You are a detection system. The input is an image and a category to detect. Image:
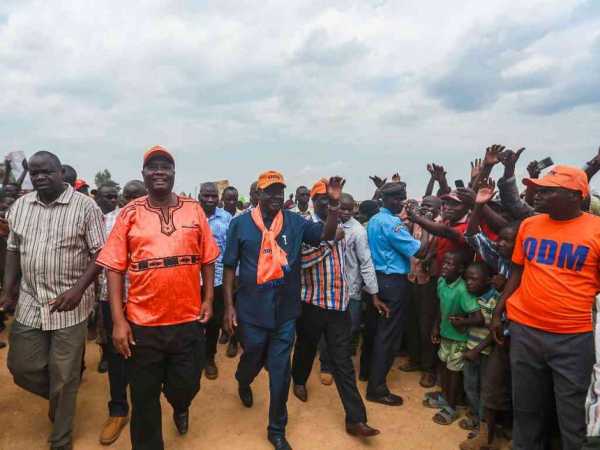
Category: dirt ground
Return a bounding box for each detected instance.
[0,335,510,450]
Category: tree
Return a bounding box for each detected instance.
[95,169,113,188]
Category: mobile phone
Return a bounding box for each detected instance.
[454,179,465,189]
[536,157,554,172]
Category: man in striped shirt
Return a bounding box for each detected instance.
[0,151,105,450]
[291,180,380,439]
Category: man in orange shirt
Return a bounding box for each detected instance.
[96,146,219,450]
[492,166,600,450]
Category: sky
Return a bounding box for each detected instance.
[1,0,599,199]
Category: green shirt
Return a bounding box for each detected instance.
[466,288,499,355]
[437,277,480,342]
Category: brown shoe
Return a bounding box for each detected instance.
[320,372,333,386]
[205,359,218,380]
[293,384,308,402]
[346,422,380,437]
[99,416,129,445]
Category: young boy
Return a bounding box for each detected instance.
[427,251,482,425]
[461,263,499,432]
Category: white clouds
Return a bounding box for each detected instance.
[0,0,599,198]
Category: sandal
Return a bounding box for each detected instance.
[459,416,480,431]
[422,395,449,409]
[433,406,458,425]
[420,372,436,388]
[423,391,443,400]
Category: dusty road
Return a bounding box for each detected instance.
[0,334,509,450]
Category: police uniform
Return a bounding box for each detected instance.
[365,189,421,400]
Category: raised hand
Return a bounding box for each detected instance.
[369,175,386,189]
[527,161,541,179]
[586,146,600,171]
[470,158,483,181]
[499,147,525,168]
[391,172,401,182]
[427,164,435,176]
[327,176,346,203]
[456,187,476,208]
[483,145,506,167]
[432,164,447,180]
[476,178,496,204]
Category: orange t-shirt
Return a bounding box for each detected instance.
[507,213,600,334]
[96,195,220,327]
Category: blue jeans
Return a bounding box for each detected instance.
[236,319,296,437]
[463,354,488,421]
[319,297,362,373]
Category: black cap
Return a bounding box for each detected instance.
[380,181,407,198]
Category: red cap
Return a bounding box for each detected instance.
[440,191,463,203]
[74,179,89,190]
[143,145,174,167]
[523,165,589,198]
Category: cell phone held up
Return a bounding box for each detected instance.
[536,157,554,173]
[454,179,465,189]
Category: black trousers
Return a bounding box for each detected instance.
[292,303,367,424]
[128,322,206,450]
[205,285,225,361]
[510,322,593,450]
[406,279,438,373]
[100,301,129,417]
[366,273,410,397]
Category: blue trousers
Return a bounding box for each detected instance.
[236,319,295,437]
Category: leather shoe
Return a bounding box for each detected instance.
[293,384,307,402]
[366,393,404,406]
[173,410,189,435]
[99,416,129,445]
[226,340,238,358]
[346,422,380,437]
[239,384,253,408]
[268,434,292,450]
[205,359,218,380]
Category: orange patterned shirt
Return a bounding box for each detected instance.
[96,195,219,327]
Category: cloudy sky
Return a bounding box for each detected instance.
[1,0,599,198]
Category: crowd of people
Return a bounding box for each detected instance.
[0,143,600,450]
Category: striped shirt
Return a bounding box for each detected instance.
[6,185,105,330]
[466,288,499,356]
[206,207,232,287]
[586,295,600,436]
[301,217,348,311]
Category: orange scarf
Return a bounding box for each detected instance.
[251,206,289,286]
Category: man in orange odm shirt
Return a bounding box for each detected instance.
[492,165,600,450]
[96,146,219,450]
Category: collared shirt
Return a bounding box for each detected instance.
[367,207,421,275]
[586,295,600,436]
[96,195,220,327]
[7,185,105,331]
[466,288,499,355]
[99,207,120,302]
[464,231,511,279]
[437,277,480,342]
[301,216,349,311]
[223,210,323,329]
[290,204,314,221]
[206,207,232,286]
[342,217,378,299]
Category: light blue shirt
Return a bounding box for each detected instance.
[367,208,421,275]
[207,207,232,286]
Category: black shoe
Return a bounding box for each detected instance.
[0,341,6,349]
[358,372,369,382]
[366,393,404,406]
[226,340,239,358]
[50,444,73,450]
[205,359,218,380]
[238,384,253,408]
[292,384,307,402]
[98,358,109,373]
[218,331,229,345]
[268,434,292,450]
[173,410,189,435]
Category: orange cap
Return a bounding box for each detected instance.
[143,145,174,167]
[257,171,286,189]
[523,165,589,198]
[310,179,328,198]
